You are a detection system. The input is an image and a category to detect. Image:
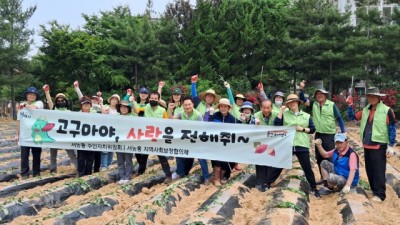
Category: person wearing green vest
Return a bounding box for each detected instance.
[274,94,321,199]
[16,87,44,179]
[298,80,345,182]
[223,81,246,120]
[168,96,211,185]
[131,91,173,184]
[43,84,77,174]
[253,100,283,192]
[191,75,221,121]
[355,87,397,202]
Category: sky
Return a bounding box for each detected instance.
[22,0,195,56]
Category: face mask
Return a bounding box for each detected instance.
[149,100,158,107]
[275,100,283,107]
[57,102,67,108]
[245,114,251,119]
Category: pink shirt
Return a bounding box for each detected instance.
[326,146,358,170]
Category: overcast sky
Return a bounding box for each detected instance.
[22,0,194,56]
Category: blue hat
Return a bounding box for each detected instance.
[239,101,254,113]
[22,87,40,99]
[139,87,149,94]
[334,133,347,142]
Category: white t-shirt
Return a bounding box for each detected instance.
[17,100,44,120]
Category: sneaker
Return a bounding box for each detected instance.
[204,179,211,186]
[123,179,130,184]
[213,179,221,187]
[101,167,107,172]
[164,176,172,184]
[319,187,333,196]
[311,188,321,199]
[172,172,181,180]
[220,177,228,184]
[371,196,383,203]
[117,179,125,185]
[255,185,266,192]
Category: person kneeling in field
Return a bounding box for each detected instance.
[314,133,359,196]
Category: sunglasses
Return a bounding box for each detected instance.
[56,99,66,103]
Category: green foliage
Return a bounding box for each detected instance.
[275,201,303,214]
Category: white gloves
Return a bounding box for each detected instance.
[386,146,395,157]
[342,185,351,194]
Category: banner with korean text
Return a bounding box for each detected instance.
[19,109,296,168]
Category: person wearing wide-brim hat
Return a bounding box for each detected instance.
[16,86,45,179]
[99,94,121,171]
[223,80,246,120]
[208,98,240,186]
[43,84,77,173]
[114,100,134,185]
[298,80,345,182]
[354,87,397,202]
[191,74,221,121]
[274,93,321,199]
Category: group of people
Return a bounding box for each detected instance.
[16,76,396,202]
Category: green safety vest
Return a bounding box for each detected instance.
[196,101,215,116]
[231,104,241,120]
[254,111,277,125]
[360,102,389,144]
[312,99,336,134]
[272,104,280,113]
[173,105,184,116]
[283,110,311,148]
[144,105,166,118]
[181,109,203,121]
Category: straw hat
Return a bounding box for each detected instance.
[215,98,232,109]
[117,100,132,113]
[199,89,221,103]
[234,93,246,101]
[55,93,67,100]
[285,94,303,105]
[107,94,121,103]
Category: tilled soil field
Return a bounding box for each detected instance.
[0,118,399,225]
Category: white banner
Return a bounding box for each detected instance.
[18,109,296,168]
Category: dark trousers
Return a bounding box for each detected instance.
[295,150,317,189]
[364,145,387,201]
[135,154,171,177]
[20,146,42,177]
[93,152,101,173]
[77,150,95,177]
[314,133,335,177]
[256,165,283,186]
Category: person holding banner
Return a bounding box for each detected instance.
[208,98,240,186]
[43,84,77,173]
[76,96,98,177]
[238,101,256,124]
[298,80,345,183]
[16,87,44,179]
[99,94,120,171]
[253,100,282,192]
[168,96,211,185]
[274,94,321,199]
[132,91,173,184]
[115,100,134,184]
